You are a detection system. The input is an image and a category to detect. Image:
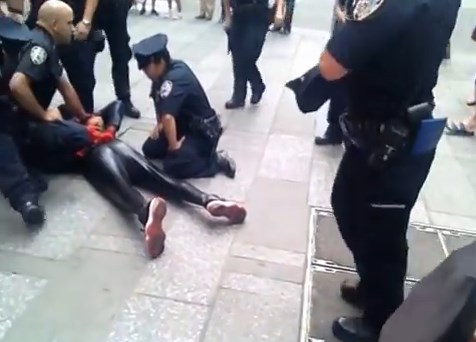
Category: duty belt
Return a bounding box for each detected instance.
[189,114,223,143]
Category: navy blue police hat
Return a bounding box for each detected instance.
[285,66,346,114]
[132,33,168,70]
[0,16,32,43]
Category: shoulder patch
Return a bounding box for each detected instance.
[160,80,173,98]
[30,46,47,65]
[346,0,385,21]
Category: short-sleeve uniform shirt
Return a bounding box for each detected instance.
[15,27,63,111]
[150,59,215,133]
[325,0,461,119]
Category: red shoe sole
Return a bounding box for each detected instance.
[207,201,247,224]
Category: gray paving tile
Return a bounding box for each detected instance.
[234,177,310,253]
[221,272,302,297]
[272,90,316,137]
[410,200,431,224]
[107,295,208,342]
[204,286,301,342]
[258,134,313,182]
[134,211,235,304]
[443,234,476,253]
[230,243,305,268]
[429,212,476,233]
[422,155,476,217]
[224,256,304,284]
[117,128,150,154]
[84,235,145,256]
[308,146,343,208]
[0,273,47,340]
[0,177,104,260]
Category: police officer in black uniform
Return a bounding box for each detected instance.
[132,33,236,180]
[27,0,141,119]
[0,17,46,227]
[317,0,461,340]
[222,0,282,109]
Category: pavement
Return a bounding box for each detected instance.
[0,0,476,341]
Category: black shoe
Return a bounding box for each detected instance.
[225,99,245,110]
[332,317,378,342]
[139,8,146,15]
[314,125,343,146]
[123,100,141,119]
[340,280,365,309]
[195,14,206,19]
[217,150,236,178]
[151,9,159,15]
[250,84,265,105]
[19,201,45,228]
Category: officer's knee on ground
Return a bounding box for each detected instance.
[142,137,167,159]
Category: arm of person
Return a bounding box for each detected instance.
[56,76,90,122]
[82,0,99,22]
[9,45,50,120]
[319,0,408,81]
[275,0,284,20]
[154,79,187,150]
[222,0,231,20]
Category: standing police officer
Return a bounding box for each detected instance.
[317,0,461,340]
[222,0,282,109]
[132,33,236,180]
[0,16,46,227]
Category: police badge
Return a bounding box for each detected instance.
[345,0,385,21]
[30,46,47,65]
[160,80,173,98]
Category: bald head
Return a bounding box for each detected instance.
[37,0,74,44]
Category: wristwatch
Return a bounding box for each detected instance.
[82,19,91,26]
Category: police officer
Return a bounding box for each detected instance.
[222,0,282,109]
[132,33,236,180]
[9,1,104,162]
[317,0,461,340]
[0,16,46,227]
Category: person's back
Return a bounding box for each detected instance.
[346,0,461,120]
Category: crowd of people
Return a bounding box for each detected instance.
[0,0,475,341]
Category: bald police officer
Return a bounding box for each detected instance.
[317,0,461,340]
[133,33,236,180]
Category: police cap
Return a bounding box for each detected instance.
[0,16,32,43]
[132,33,168,70]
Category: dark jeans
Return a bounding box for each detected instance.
[228,15,268,101]
[284,0,295,31]
[331,145,435,331]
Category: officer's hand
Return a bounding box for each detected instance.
[44,108,63,122]
[150,123,163,140]
[86,116,104,128]
[74,21,91,41]
[168,136,185,152]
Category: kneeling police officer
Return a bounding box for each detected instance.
[313,0,461,340]
[0,17,46,227]
[133,33,236,180]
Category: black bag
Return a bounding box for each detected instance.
[379,241,476,342]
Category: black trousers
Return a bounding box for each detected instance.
[83,141,211,216]
[142,133,220,179]
[0,133,38,210]
[228,14,268,101]
[331,145,435,331]
[95,0,134,101]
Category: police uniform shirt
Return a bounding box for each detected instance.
[15,27,63,110]
[151,60,214,131]
[325,0,460,119]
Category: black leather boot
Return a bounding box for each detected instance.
[122,99,141,119]
[340,280,365,309]
[314,124,343,146]
[216,150,236,178]
[225,98,245,110]
[18,201,45,228]
[250,84,266,105]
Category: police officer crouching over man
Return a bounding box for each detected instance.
[0,16,47,227]
[289,0,461,340]
[222,0,283,109]
[132,33,236,180]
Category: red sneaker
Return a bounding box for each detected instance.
[144,197,167,259]
[206,199,247,224]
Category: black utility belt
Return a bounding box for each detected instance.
[189,115,223,141]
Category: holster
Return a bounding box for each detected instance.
[189,113,223,148]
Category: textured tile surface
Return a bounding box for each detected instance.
[0,273,47,340]
[107,295,208,342]
[259,134,313,182]
[231,243,305,267]
[134,211,235,304]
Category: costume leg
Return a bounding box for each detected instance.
[97,100,124,129]
[108,140,247,223]
[83,144,166,258]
